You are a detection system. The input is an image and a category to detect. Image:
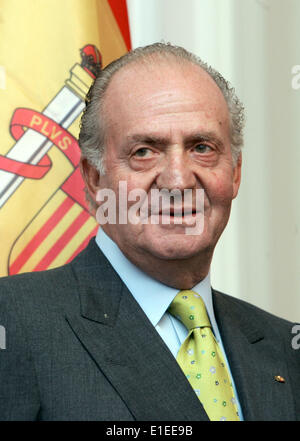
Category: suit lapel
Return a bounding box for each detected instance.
[67,241,208,421]
[213,290,296,421]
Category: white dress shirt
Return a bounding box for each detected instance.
[95,227,243,419]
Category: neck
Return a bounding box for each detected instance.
[119,244,212,289]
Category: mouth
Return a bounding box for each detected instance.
[159,207,198,217]
[155,207,203,227]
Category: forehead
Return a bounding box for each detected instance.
[102,57,230,138]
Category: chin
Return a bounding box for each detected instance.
[143,234,210,261]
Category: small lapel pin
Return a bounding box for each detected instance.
[274,375,285,383]
[104,313,109,319]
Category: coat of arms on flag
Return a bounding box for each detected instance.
[0,45,101,277]
[0,0,131,277]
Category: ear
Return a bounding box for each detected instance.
[232,153,242,199]
[80,157,100,205]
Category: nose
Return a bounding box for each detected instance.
[156,147,197,191]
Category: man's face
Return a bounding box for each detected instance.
[92,59,241,262]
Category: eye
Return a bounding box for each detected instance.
[194,144,212,154]
[133,148,152,158]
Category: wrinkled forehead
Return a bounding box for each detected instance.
[102,56,230,132]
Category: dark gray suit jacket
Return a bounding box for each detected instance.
[0,239,299,421]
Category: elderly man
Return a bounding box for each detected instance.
[0,43,299,421]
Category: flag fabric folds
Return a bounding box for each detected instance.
[0,0,131,277]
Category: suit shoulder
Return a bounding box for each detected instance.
[0,263,74,297]
[213,288,297,329]
[0,239,110,316]
[0,263,80,321]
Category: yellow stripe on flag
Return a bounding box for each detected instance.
[49,216,98,269]
[19,199,83,273]
[8,190,68,270]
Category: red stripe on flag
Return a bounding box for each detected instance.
[66,225,98,264]
[33,209,91,271]
[9,197,74,275]
[108,0,131,50]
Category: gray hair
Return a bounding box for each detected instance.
[79,42,245,176]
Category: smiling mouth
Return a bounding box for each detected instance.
[138,208,201,226]
[159,208,199,217]
[155,209,202,227]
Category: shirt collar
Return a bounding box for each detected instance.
[95,228,213,328]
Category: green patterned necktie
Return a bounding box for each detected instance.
[168,290,240,421]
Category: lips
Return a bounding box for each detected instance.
[154,209,203,228]
[159,207,199,216]
[140,205,202,218]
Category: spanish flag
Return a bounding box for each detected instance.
[0,0,131,277]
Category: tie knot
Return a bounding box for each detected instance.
[168,290,211,331]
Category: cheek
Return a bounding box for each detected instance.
[102,174,152,217]
[119,171,157,197]
[205,170,235,204]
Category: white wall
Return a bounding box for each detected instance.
[127,0,300,322]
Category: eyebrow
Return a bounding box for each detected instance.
[127,134,169,146]
[127,131,225,150]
